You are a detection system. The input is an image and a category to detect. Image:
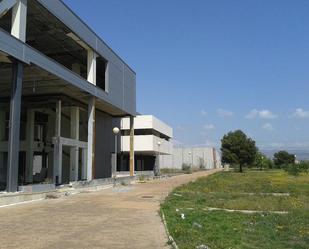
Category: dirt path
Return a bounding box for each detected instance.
[0,169,220,249]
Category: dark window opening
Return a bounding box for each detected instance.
[121,129,170,141]
[96,56,108,91]
[0,9,12,33]
[117,154,156,171]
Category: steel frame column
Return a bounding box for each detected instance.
[87,97,95,181]
[81,148,87,180]
[6,62,23,192]
[25,108,34,183]
[46,112,55,180]
[53,100,62,184]
[86,49,96,181]
[87,50,96,85]
[70,106,79,181]
[11,0,27,42]
[0,110,5,184]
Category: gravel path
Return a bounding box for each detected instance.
[0,169,220,249]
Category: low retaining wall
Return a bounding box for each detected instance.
[18,183,55,193]
[0,174,151,207]
[0,192,47,207]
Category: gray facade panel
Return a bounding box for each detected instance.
[108,63,124,108]
[94,111,113,179]
[123,65,136,113]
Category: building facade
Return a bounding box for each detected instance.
[119,115,173,172]
[0,0,136,192]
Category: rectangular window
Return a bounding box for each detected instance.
[121,129,170,141]
[96,56,108,92]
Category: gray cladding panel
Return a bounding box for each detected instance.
[94,111,113,179]
[123,65,136,113]
[107,63,123,108]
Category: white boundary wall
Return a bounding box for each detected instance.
[160,147,222,170]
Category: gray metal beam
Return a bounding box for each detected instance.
[0,29,135,116]
[6,61,23,192]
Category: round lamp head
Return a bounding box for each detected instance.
[157,141,161,146]
[113,127,120,135]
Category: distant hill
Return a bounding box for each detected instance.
[262,149,309,161]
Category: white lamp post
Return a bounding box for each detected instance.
[113,127,120,178]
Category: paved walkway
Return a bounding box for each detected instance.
[0,169,220,249]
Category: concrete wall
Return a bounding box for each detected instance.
[121,135,173,155]
[121,115,173,138]
[160,147,222,170]
[121,115,173,155]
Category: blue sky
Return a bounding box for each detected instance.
[64,0,309,150]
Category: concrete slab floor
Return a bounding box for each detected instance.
[0,169,220,249]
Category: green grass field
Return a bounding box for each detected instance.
[161,170,309,249]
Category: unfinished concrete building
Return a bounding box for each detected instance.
[0,0,136,192]
[119,115,173,174]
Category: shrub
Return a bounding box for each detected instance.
[283,164,301,176]
[282,161,309,176]
[254,152,273,170]
[273,151,295,168]
[160,168,184,174]
[182,163,192,174]
[198,158,206,169]
[298,161,309,173]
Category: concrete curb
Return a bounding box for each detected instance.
[161,211,179,249]
[0,176,139,207]
[204,207,289,214]
[0,192,48,207]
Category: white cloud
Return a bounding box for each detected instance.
[259,110,277,119]
[246,109,259,119]
[293,108,309,118]
[261,141,309,149]
[246,109,277,119]
[217,108,234,118]
[269,142,285,148]
[261,123,274,131]
[203,124,216,130]
[200,110,207,116]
